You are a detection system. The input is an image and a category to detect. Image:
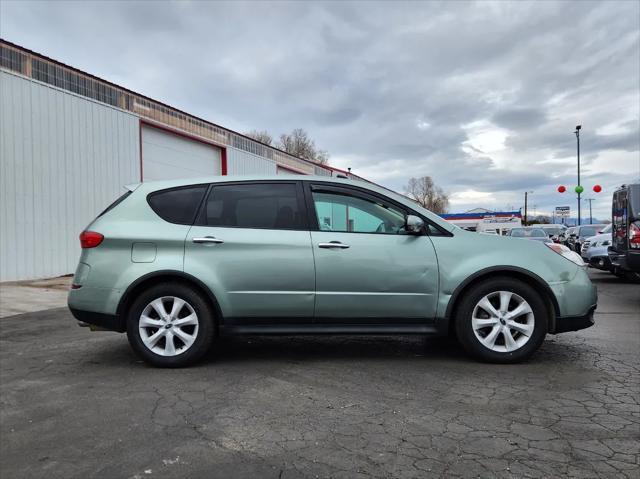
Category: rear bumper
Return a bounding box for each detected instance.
[608,249,640,273]
[69,307,125,333]
[553,305,596,334]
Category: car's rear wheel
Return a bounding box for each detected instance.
[455,277,548,363]
[126,283,215,367]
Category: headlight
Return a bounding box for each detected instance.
[545,243,586,267]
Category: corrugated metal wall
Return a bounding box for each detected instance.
[226,147,277,175]
[0,71,140,281]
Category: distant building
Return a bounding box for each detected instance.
[439,209,522,234]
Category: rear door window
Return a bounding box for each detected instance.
[148,185,208,224]
[199,182,306,230]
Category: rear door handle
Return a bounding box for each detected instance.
[318,241,350,249]
[192,236,224,244]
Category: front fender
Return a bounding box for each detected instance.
[430,231,580,319]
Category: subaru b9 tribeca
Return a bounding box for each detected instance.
[68,176,597,367]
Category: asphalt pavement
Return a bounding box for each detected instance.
[0,270,638,478]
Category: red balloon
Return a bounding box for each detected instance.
[558,185,566,193]
[593,184,602,193]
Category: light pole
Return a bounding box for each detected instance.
[524,191,533,225]
[586,198,594,224]
[574,125,582,225]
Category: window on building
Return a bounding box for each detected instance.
[201,183,304,230]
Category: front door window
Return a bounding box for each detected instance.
[312,191,406,234]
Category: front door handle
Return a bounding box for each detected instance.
[192,236,224,244]
[318,241,350,249]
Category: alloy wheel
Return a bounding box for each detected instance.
[138,296,199,356]
[471,291,535,353]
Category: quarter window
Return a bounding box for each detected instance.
[312,190,406,234]
[201,183,305,230]
[147,185,207,224]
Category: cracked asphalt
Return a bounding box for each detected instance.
[1,269,638,478]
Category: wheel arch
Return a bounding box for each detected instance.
[444,266,560,335]
[116,270,223,333]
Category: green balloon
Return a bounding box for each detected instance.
[575,185,584,194]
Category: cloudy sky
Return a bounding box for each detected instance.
[2,0,639,219]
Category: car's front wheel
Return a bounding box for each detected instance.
[126,283,215,367]
[455,277,548,363]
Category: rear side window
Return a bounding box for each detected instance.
[148,185,207,224]
[200,183,305,230]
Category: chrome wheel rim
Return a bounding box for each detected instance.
[472,291,534,353]
[139,296,199,356]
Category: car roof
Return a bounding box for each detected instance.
[135,174,352,191]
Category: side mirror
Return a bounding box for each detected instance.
[405,215,425,234]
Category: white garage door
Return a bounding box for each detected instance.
[142,124,222,181]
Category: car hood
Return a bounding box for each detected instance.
[586,233,611,243]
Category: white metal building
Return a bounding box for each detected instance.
[0,40,362,281]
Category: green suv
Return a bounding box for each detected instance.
[68,176,597,367]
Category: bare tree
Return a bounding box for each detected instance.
[245,128,329,164]
[405,176,449,214]
[277,128,329,164]
[245,130,273,146]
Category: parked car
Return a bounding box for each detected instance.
[68,176,597,367]
[506,227,552,243]
[609,183,640,281]
[581,224,613,271]
[531,224,567,243]
[571,224,607,253]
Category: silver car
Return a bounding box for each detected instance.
[581,225,613,271]
[507,227,552,243]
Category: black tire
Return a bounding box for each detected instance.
[126,282,215,367]
[455,277,548,364]
[612,267,626,278]
[624,271,640,283]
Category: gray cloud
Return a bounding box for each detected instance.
[493,108,547,130]
[1,0,638,218]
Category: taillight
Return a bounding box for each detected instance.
[630,222,640,249]
[79,231,104,248]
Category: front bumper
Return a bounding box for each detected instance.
[587,255,612,271]
[553,305,596,333]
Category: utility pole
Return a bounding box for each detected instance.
[524,191,533,226]
[586,198,594,224]
[575,125,582,225]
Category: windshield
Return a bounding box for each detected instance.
[510,228,546,238]
[580,226,599,237]
[541,226,563,235]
